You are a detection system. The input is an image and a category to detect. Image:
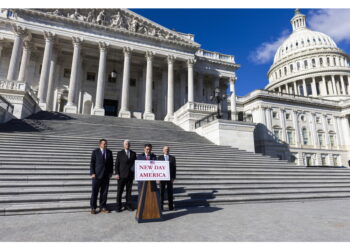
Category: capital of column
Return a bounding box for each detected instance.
[72,36,83,47]
[167,55,176,64]
[187,58,196,67]
[43,31,55,42]
[123,46,132,56]
[145,51,154,61]
[23,40,33,51]
[12,24,27,37]
[98,41,109,51]
[229,76,237,84]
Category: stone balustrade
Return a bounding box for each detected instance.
[196,49,235,63]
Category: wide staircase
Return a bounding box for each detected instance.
[1,111,350,215]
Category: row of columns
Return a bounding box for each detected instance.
[5,27,237,121]
[275,75,350,97]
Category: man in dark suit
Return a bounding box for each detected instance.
[115,139,137,212]
[90,139,113,214]
[136,144,157,196]
[158,146,176,211]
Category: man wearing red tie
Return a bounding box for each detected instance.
[136,144,157,197]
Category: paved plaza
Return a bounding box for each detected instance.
[1,198,350,241]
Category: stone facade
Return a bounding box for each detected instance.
[0,8,238,121]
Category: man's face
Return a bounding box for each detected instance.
[124,141,130,150]
[100,141,107,149]
[144,146,151,155]
[163,146,169,155]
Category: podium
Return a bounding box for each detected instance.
[134,160,170,223]
[135,181,162,223]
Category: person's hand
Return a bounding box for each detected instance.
[115,175,120,180]
[91,174,96,179]
[156,180,160,184]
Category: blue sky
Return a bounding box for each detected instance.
[131,9,350,97]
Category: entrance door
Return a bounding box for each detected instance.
[104,99,118,116]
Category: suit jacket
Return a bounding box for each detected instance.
[158,155,176,180]
[90,148,113,179]
[137,153,157,161]
[115,149,137,179]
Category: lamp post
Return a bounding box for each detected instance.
[210,87,227,119]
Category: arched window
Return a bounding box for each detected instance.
[279,69,282,77]
[327,57,330,66]
[290,64,294,72]
[317,130,325,146]
[319,58,323,66]
[304,60,308,69]
[273,126,281,140]
[312,58,316,68]
[302,128,309,145]
[284,67,287,75]
[333,57,337,66]
[297,62,301,70]
[329,131,336,147]
[286,127,295,145]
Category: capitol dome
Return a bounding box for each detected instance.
[265,9,350,101]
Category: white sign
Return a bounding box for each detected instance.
[135,160,170,181]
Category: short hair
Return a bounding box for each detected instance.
[124,139,130,144]
[144,143,153,148]
[99,139,107,144]
[163,145,169,150]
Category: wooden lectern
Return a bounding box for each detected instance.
[135,180,163,223]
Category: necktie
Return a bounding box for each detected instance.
[146,155,149,160]
[103,150,106,160]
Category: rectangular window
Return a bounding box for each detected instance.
[86,72,96,81]
[108,74,117,83]
[272,112,278,119]
[287,131,294,145]
[318,133,324,146]
[330,135,335,147]
[64,68,71,78]
[274,129,280,140]
[286,113,291,120]
[130,79,136,87]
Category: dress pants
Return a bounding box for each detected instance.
[160,181,174,208]
[116,177,133,209]
[90,176,110,210]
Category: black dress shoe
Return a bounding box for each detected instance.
[91,209,97,214]
[100,208,110,214]
[169,206,174,211]
[126,207,134,211]
[116,208,122,213]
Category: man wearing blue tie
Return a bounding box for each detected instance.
[89,139,114,214]
[158,146,176,210]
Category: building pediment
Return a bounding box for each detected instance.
[7,8,200,49]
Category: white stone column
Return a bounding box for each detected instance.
[341,116,350,147]
[293,81,298,95]
[229,76,237,121]
[322,114,330,149]
[340,75,346,95]
[311,112,319,148]
[64,37,83,114]
[38,31,55,110]
[180,72,186,106]
[187,58,195,103]
[265,107,273,131]
[335,116,344,147]
[7,26,26,81]
[348,76,350,95]
[280,108,287,142]
[164,55,175,121]
[311,77,317,97]
[119,47,132,118]
[143,51,155,120]
[161,68,167,119]
[93,42,108,116]
[17,40,32,82]
[321,76,327,95]
[292,110,301,146]
[46,50,58,111]
[197,73,204,102]
[302,79,307,96]
[331,75,337,95]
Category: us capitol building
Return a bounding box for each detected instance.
[0,8,349,167]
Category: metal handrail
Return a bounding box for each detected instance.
[0,95,14,114]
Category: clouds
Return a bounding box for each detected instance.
[249,30,290,64]
[308,9,350,43]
